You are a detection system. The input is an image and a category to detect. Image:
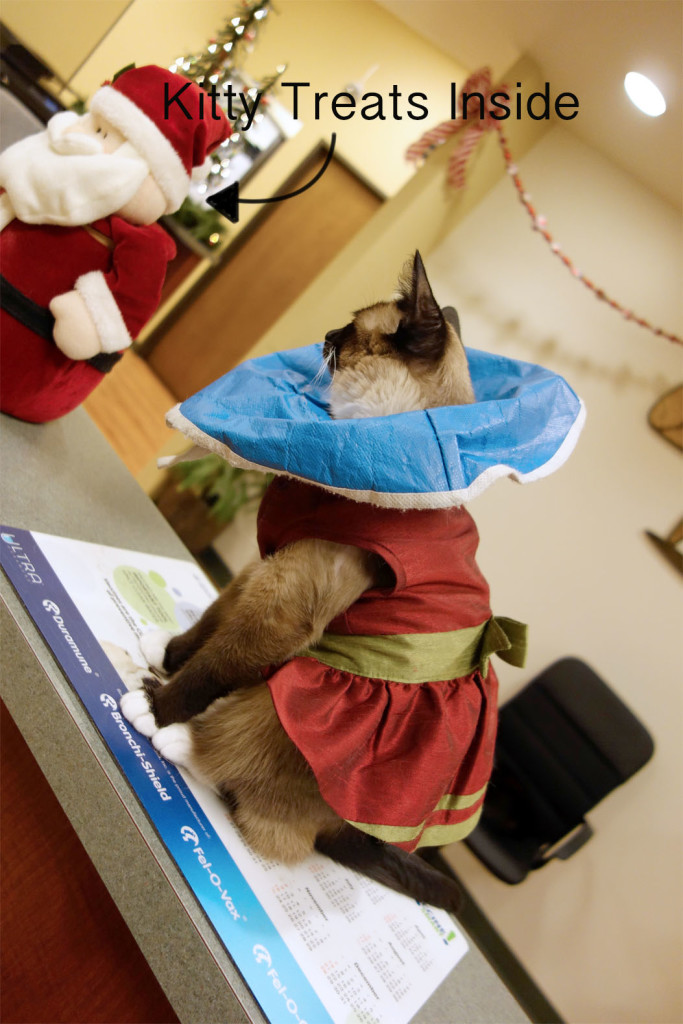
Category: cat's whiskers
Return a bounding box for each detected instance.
[307,347,336,392]
[305,348,331,390]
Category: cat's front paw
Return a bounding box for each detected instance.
[152,723,193,768]
[139,629,175,673]
[120,688,158,738]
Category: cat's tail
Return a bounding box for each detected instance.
[315,824,463,915]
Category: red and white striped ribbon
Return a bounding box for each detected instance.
[406,68,508,188]
[405,68,682,346]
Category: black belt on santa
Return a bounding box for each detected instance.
[0,274,122,373]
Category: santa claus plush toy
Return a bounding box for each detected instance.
[0,64,231,423]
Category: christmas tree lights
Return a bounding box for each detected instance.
[169,1,287,247]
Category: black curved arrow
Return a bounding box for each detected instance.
[206,133,337,224]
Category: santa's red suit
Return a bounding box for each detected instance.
[0,216,175,422]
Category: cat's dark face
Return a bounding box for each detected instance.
[324,251,474,418]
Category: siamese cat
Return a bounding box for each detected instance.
[122,252,477,913]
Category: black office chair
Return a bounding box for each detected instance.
[465,657,655,884]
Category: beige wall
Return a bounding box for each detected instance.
[430,127,682,1024]
[237,54,548,365]
[2,0,130,85]
[218,111,683,1024]
[49,0,472,339]
[139,52,549,512]
[219,120,683,1024]
[9,6,680,1016]
[66,0,469,199]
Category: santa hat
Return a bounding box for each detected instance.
[90,65,231,214]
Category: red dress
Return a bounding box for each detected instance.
[258,477,509,852]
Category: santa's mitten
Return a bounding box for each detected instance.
[49,289,104,360]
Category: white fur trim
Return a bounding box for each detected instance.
[0,192,15,231]
[90,85,189,214]
[75,271,132,353]
[163,400,587,510]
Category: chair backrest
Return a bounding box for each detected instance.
[466,657,654,883]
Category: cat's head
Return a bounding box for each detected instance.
[323,251,474,419]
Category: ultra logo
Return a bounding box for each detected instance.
[1,532,43,584]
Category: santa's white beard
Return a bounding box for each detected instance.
[0,113,150,226]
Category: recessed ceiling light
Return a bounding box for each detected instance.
[624,72,667,117]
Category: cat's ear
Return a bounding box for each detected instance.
[393,251,449,361]
[441,305,461,340]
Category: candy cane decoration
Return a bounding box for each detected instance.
[407,68,682,347]
[406,68,507,189]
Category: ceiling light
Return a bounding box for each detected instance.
[624,72,667,117]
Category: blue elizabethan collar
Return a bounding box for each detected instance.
[165,343,585,510]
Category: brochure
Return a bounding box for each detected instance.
[1,526,468,1024]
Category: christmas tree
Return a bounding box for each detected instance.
[169,0,287,248]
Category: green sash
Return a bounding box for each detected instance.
[302,616,528,684]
